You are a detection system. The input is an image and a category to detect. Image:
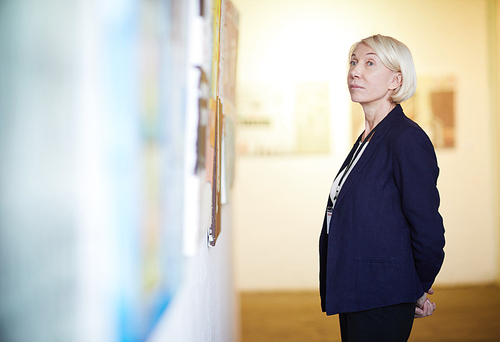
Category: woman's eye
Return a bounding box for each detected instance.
[350,60,357,66]
[367,61,374,66]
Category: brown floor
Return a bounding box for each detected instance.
[240,285,500,342]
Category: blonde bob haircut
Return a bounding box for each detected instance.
[348,34,417,104]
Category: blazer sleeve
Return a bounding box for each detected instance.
[392,127,445,292]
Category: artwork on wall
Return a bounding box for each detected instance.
[351,75,456,148]
[295,81,330,154]
[182,0,238,251]
[236,81,331,155]
[140,0,165,330]
[208,98,223,246]
[408,76,456,148]
[104,0,187,340]
[219,0,238,202]
[207,0,239,247]
[102,4,240,337]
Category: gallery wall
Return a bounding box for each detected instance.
[0,0,240,341]
[232,0,500,290]
[497,0,500,283]
[149,206,238,342]
[492,0,500,283]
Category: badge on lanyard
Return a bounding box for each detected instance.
[326,206,333,234]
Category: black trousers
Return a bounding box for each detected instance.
[338,303,416,342]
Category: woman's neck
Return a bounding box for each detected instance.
[361,101,396,140]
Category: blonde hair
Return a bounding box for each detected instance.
[348,34,417,103]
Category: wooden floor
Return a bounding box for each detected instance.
[240,286,500,342]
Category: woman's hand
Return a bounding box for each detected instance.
[415,288,436,318]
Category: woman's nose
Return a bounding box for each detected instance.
[350,64,361,78]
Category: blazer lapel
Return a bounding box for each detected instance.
[333,105,403,206]
[334,137,379,205]
[334,133,363,180]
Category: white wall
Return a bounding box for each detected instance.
[488,0,500,283]
[0,0,239,341]
[496,0,500,284]
[149,205,239,342]
[233,0,499,291]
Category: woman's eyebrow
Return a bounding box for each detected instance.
[351,52,378,58]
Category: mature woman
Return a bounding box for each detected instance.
[319,34,445,341]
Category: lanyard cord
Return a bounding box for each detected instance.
[333,126,378,201]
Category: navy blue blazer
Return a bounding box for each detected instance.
[319,104,445,315]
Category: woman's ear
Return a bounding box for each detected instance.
[389,72,402,90]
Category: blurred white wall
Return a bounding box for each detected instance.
[497,0,500,283]
[232,0,500,290]
[491,0,500,284]
[0,1,81,340]
[0,0,239,341]
[149,206,238,342]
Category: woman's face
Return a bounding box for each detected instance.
[347,43,401,107]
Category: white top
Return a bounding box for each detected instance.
[327,141,369,233]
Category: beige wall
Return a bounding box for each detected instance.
[497,0,500,284]
[486,0,500,285]
[232,0,499,290]
[492,0,500,283]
